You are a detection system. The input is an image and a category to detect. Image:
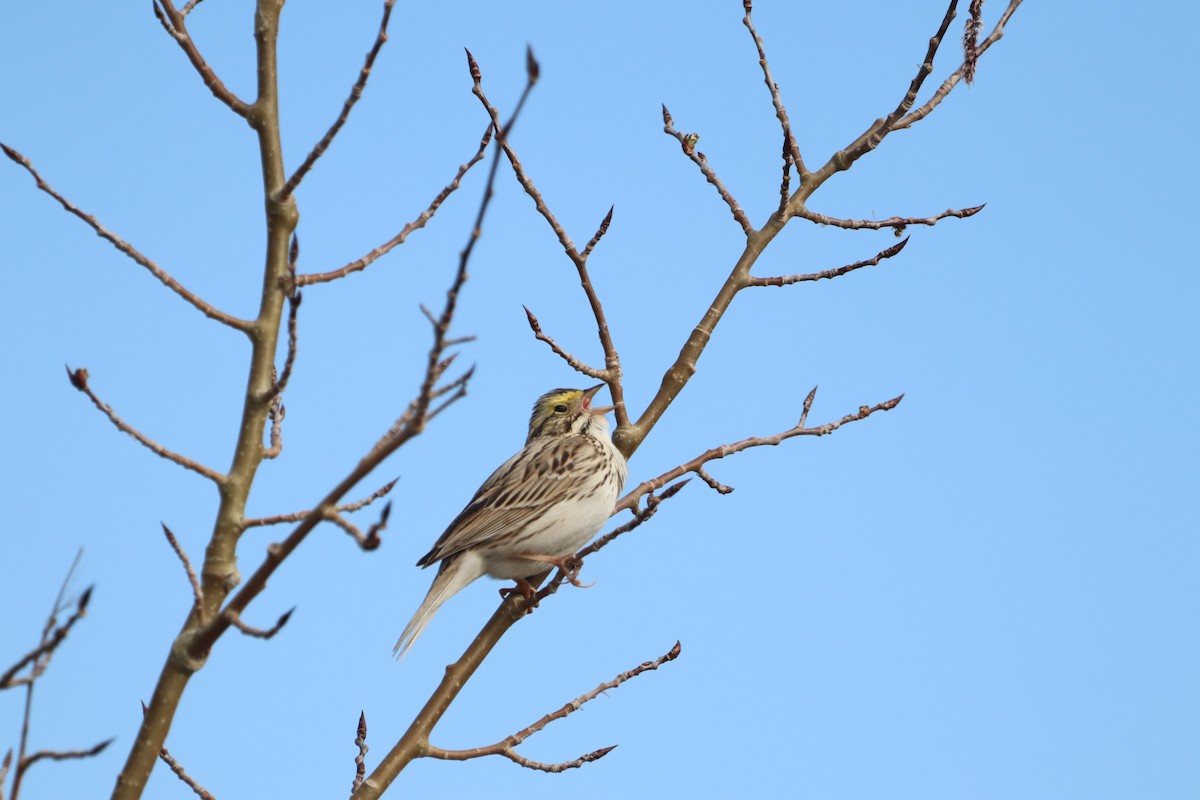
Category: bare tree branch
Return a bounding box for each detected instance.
[467,48,630,431]
[0,586,91,691]
[65,367,224,484]
[280,0,397,200]
[0,144,250,331]
[618,389,904,515]
[746,238,909,287]
[152,0,251,117]
[806,0,959,186]
[743,0,807,177]
[792,204,984,231]
[156,740,216,800]
[242,479,398,528]
[567,479,689,565]
[896,0,1023,129]
[224,607,294,640]
[297,126,492,286]
[425,641,681,773]
[522,306,607,380]
[162,524,206,626]
[20,738,113,771]
[661,105,754,236]
[326,501,390,552]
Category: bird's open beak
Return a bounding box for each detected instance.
[582,383,614,415]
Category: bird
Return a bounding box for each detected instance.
[394,384,628,658]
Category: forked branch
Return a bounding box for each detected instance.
[617,388,904,515]
[469,49,629,430]
[152,0,251,117]
[425,641,680,774]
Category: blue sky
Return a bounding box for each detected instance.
[2,2,1197,798]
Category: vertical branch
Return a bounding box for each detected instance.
[113,0,299,796]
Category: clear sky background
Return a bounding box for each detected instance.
[2,2,1197,798]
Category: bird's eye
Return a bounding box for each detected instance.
[553,404,568,413]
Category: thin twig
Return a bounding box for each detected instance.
[425,642,681,773]
[575,480,690,561]
[793,204,984,231]
[896,0,1023,130]
[0,584,92,691]
[157,743,216,800]
[152,0,250,117]
[695,466,733,495]
[617,390,904,515]
[522,306,607,380]
[20,739,114,771]
[179,0,205,16]
[808,0,959,185]
[746,238,909,287]
[326,501,390,551]
[242,479,398,528]
[65,367,224,483]
[468,49,629,430]
[661,105,754,236]
[297,126,492,286]
[224,607,294,640]
[0,144,250,331]
[280,0,397,200]
[161,524,206,625]
[743,0,807,177]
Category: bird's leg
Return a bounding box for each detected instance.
[498,577,539,614]
[516,554,593,588]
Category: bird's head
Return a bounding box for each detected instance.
[526,384,614,442]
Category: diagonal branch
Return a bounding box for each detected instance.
[225,607,294,640]
[154,734,216,800]
[20,739,113,771]
[743,0,807,178]
[1,144,251,331]
[425,641,681,774]
[793,204,984,231]
[805,0,959,187]
[522,306,607,380]
[242,479,398,528]
[746,238,909,287]
[618,388,904,515]
[152,0,251,117]
[185,51,522,664]
[280,0,397,201]
[661,105,754,236]
[897,0,1023,130]
[296,126,492,286]
[0,586,92,691]
[161,524,207,626]
[326,501,390,551]
[468,49,630,431]
[65,367,224,484]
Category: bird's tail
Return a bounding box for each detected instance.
[394,553,482,660]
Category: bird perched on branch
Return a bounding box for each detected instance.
[394,384,627,658]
